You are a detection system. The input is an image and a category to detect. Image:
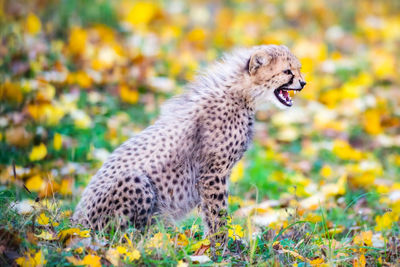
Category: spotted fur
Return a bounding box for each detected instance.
[73,45,305,244]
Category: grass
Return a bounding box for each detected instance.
[1,178,396,266]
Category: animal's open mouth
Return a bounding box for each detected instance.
[273,87,301,107]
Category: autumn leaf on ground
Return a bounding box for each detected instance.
[66,254,101,267]
[35,230,56,241]
[37,212,59,227]
[57,228,91,243]
[16,249,47,267]
[29,144,47,161]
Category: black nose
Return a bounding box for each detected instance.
[300,81,306,88]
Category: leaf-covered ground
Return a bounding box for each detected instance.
[1,0,400,266]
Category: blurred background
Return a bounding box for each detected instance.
[0,0,400,262]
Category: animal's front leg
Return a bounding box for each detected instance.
[199,173,229,248]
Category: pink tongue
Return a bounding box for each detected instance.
[282,90,289,98]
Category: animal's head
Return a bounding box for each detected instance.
[247,45,306,109]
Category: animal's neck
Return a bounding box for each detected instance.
[188,47,257,102]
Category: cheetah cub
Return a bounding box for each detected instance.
[73,45,306,243]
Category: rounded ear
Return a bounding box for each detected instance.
[248,50,272,76]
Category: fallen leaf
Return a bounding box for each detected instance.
[67,254,101,267]
[16,249,47,267]
[193,243,210,256]
[29,143,47,161]
[35,231,56,241]
[176,234,189,246]
[58,228,91,243]
[25,175,44,192]
[105,248,120,266]
[228,224,244,240]
[5,126,32,147]
[53,133,62,151]
[25,13,41,35]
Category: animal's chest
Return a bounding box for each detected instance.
[203,108,254,164]
[224,111,254,160]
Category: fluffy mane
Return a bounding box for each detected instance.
[188,47,253,94]
[160,47,254,119]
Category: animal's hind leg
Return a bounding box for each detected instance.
[112,173,157,229]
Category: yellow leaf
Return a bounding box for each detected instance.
[322,174,347,197]
[120,85,139,104]
[125,2,158,27]
[228,224,244,240]
[187,28,207,43]
[36,83,55,101]
[53,133,62,151]
[115,245,140,262]
[71,110,92,129]
[228,195,244,206]
[26,175,44,192]
[39,179,60,198]
[74,247,84,254]
[375,212,396,231]
[27,104,65,126]
[105,248,120,266]
[69,27,87,55]
[319,165,332,178]
[59,178,73,196]
[61,210,72,218]
[79,230,91,238]
[190,238,210,252]
[146,232,171,250]
[82,255,101,267]
[36,213,58,226]
[354,230,373,248]
[353,254,366,267]
[370,49,396,79]
[310,257,324,266]
[176,233,189,246]
[35,230,56,240]
[1,81,24,103]
[58,228,90,242]
[332,140,364,161]
[363,109,383,135]
[125,249,140,261]
[323,225,345,237]
[16,249,47,267]
[349,172,375,189]
[25,13,41,35]
[319,89,341,109]
[74,71,92,89]
[230,160,244,183]
[29,143,47,161]
[304,213,322,223]
[116,246,128,254]
[68,255,101,267]
[123,233,134,248]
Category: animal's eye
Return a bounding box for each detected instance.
[283,69,292,75]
